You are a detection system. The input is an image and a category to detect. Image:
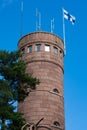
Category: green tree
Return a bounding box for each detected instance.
[0,50,39,130]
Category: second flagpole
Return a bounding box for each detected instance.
[62,8,66,55]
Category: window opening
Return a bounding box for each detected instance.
[60,50,63,59]
[45,45,50,52]
[35,44,41,51]
[53,88,59,93]
[28,45,32,53]
[53,121,60,126]
[21,48,25,54]
[53,47,58,54]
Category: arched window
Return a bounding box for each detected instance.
[53,88,59,94]
[53,121,60,127]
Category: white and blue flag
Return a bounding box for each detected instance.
[63,9,75,24]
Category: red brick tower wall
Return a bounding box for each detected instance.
[18,32,64,130]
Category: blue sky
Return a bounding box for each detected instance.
[0,0,87,130]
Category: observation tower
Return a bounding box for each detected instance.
[18,31,65,130]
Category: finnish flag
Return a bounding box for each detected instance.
[63,9,75,24]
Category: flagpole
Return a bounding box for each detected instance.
[62,8,66,55]
[20,0,23,37]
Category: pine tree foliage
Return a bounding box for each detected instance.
[0,50,39,130]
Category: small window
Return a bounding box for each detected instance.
[53,47,58,54]
[53,121,60,126]
[21,48,25,54]
[53,88,59,93]
[60,50,63,59]
[45,45,50,52]
[28,45,32,53]
[35,44,41,51]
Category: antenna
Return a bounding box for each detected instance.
[51,18,54,33]
[36,8,41,31]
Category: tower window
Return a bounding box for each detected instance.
[35,44,41,51]
[53,88,59,93]
[45,45,50,52]
[28,45,32,53]
[53,47,58,54]
[53,121,60,127]
[60,50,63,59]
[21,48,25,54]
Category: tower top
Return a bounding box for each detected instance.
[18,31,64,46]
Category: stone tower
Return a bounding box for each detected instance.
[18,32,64,130]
